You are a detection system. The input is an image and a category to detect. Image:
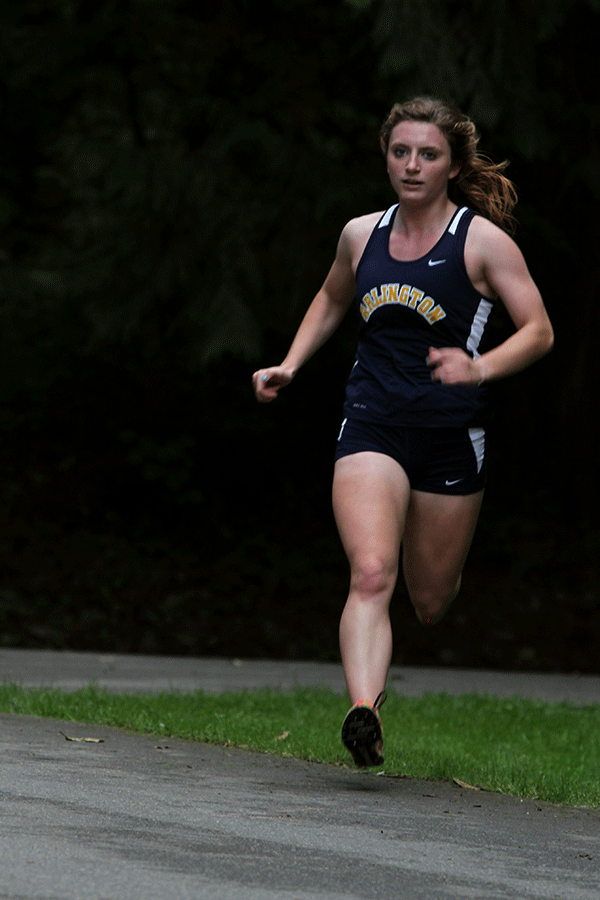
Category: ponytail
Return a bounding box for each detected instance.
[453,155,518,235]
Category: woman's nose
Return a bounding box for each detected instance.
[405,151,420,171]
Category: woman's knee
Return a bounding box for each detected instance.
[349,555,398,602]
[408,574,462,626]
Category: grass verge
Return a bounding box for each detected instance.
[1,684,598,808]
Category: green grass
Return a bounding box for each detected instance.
[1,684,599,808]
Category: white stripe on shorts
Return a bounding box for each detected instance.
[337,418,348,441]
[468,426,485,474]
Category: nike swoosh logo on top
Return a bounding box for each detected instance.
[428,259,446,266]
[445,478,462,486]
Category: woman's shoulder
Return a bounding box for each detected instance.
[339,211,386,261]
[465,212,520,261]
[464,212,526,294]
[343,210,385,236]
[467,212,515,244]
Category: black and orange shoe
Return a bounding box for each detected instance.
[341,691,387,767]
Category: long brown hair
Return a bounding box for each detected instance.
[380,97,518,234]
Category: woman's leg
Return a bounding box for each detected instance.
[332,451,411,705]
[402,488,484,625]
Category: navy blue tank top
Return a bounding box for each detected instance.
[343,205,494,427]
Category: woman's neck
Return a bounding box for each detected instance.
[388,199,458,262]
[392,197,457,238]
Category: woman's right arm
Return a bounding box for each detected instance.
[252,224,359,403]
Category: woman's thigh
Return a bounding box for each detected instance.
[332,451,411,580]
[402,488,484,601]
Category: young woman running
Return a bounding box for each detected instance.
[252,97,553,767]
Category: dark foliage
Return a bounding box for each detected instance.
[0,0,599,670]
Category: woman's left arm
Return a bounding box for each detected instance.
[429,218,554,386]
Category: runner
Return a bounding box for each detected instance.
[252,97,553,766]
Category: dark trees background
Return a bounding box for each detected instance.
[1,0,599,671]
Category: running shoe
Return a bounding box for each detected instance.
[341,691,387,767]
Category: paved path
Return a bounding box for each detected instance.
[0,650,599,899]
[2,649,600,703]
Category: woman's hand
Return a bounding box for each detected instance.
[252,366,295,402]
[427,347,485,387]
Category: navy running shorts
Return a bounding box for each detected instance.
[334,418,487,495]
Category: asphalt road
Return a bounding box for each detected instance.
[0,650,599,899]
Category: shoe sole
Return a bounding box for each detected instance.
[341,705,384,767]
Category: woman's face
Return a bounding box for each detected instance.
[386,120,460,206]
